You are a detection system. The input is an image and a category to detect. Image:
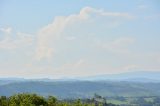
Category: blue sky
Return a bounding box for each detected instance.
[0,0,160,78]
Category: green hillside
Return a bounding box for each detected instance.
[0,81,160,98]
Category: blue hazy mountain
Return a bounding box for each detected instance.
[0,81,160,98]
[0,71,160,98]
[80,71,160,82]
[1,71,160,84]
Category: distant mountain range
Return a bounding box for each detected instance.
[1,71,160,82]
[0,71,160,98]
[0,81,160,98]
[80,71,160,82]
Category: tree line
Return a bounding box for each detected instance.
[0,93,117,106]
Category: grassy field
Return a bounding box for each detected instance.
[107,99,129,105]
[107,96,160,105]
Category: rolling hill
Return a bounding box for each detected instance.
[0,71,160,98]
[0,81,160,98]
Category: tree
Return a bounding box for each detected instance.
[8,93,47,106]
[47,96,57,106]
[0,96,8,106]
[74,99,83,106]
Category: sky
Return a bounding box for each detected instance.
[0,0,160,79]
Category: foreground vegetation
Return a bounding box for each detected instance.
[0,93,116,106]
[1,93,160,106]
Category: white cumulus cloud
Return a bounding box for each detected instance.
[35,7,134,60]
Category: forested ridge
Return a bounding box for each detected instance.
[1,81,160,98]
[1,81,160,105]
